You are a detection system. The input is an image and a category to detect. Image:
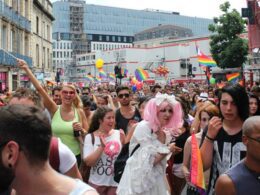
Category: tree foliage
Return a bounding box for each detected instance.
[208,2,248,69]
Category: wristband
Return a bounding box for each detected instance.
[205,134,215,142]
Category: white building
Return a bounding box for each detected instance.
[74,35,214,84]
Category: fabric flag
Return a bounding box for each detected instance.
[85,75,94,82]
[108,73,116,80]
[190,133,206,194]
[121,68,128,77]
[135,67,149,82]
[196,45,217,70]
[226,72,240,84]
[94,76,101,82]
[98,69,107,79]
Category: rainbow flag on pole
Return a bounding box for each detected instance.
[94,76,101,82]
[135,67,149,82]
[196,45,217,70]
[85,75,94,82]
[121,68,128,77]
[190,133,206,194]
[98,69,107,79]
[226,72,240,83]
[108,73,116,80]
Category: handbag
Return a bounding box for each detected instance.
[113,142,140,183]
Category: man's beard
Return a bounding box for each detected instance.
[0,158,15,193]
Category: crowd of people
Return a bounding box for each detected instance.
[0,58,259,195]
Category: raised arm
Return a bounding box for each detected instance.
[17,59,57,115]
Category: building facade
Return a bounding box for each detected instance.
[31,0,54,82]
[0,0,32,91]
[52,0,213,82]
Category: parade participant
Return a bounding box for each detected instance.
[182,104,219,194]
[0,105,97,195]
[248,93,260,116]
[8,87,82,179]
[200,84,249,194]
[117,93,183,195]
[84,107,124,195]
[52,86,62,105]
[81,95,95,124]
[17,59,88,165]
[115,85,141,134]
[215,116,260,195]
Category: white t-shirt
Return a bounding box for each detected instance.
[70,179,97,195]
[83,130,122,187]
[58,138,77,173]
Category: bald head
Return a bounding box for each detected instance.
[242,116,260,136]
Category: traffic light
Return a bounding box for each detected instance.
[114,65,123,79]
[188,63,192,76]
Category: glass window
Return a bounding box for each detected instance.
[118,36,121,42]
[112,36,115,42]
[99,35,102,41]
[106,35,109,41]
[123,36,127,42]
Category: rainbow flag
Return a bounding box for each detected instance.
[121,68,128,77]
[85,75,94,82]
[226,72,240,83]
[108,73,116,80]
[190,133,206,194]
[135,68,149,82]
[98,69,107,79]
[196,45,217,70]
[94,76,101,82]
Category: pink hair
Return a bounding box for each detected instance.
[143,98,183,133]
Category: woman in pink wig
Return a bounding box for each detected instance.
[117,93,183,195]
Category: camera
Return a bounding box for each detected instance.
[73,130,80,137]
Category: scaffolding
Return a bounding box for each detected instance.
[68,0,88,80]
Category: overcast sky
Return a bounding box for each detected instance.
[50,0,247,19]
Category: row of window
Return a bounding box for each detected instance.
[36,16,51,41]
[53,41,72,50]
[35,44,50,68]
[53,51,72,59]
[92,43,132,51]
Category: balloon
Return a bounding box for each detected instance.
[210,77,216,84]
[136,82,142,90]
[132,85,137,92]
[95,59,104,69]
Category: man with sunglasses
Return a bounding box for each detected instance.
[215,116,260,195]
[0,105,98,195]
[115,86,141,134]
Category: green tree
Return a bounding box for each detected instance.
[208,2,248,69]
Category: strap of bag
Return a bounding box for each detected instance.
[49,137,60,172]
[90,133,95,145]
[130,143,140,156]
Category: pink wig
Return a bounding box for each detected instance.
[143,96,183,133]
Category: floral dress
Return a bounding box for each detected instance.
[117,120,171,195]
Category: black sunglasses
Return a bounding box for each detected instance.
[118,93,130,99]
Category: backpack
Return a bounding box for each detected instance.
[49,137,60,172]
[113,142,140,183]
[80,133,95,183]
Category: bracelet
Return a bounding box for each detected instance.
[205,134,215,142]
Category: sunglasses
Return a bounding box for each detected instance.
[118,93,130,99]
[82,93,89,96]
[246,135,260,143]
[62,90,75,95]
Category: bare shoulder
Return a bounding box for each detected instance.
[215,174,236,195]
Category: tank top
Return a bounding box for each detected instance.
[70,179,96,195]
[51,106,80,155]
[226,161,260,195]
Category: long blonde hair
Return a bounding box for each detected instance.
[62,85,83,109]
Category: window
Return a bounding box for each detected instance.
[47,25,50,40]
[36,44,39,67]
[10,29,15,52]
[118,36,121,42]
[99,35,102,41]
[43,47,46,68]
[25,35,29,56]
[112,36,115,42]
[1,25,7,49]
[42,21,45,38]
[53,51,56,58]
[106,35,109,41]
[36,16,39,34]
[123,36,127,42]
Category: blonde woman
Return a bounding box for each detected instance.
[17,59,88,164]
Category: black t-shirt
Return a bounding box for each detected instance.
[206,127,246,194]
[115,108,141,134]
[174,130,190,163]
